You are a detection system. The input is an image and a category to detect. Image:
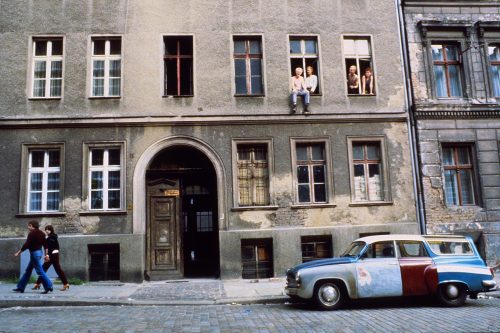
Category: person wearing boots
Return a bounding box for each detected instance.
[32,225,69,291]
[13,220,53,294]
[290,67,310,114]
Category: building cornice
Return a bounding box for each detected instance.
[0,113,408,129]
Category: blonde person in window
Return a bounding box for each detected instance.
[305,65,318,94]
[347,65,359,94]
[290,67,310,114]
[361,67,375,95]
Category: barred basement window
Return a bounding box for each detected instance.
[237,144,270,206]
[442,144,477,206]
[301,236,332,263]
[241,238,273,279]
[31,38,63,98]
[164,36,193,96]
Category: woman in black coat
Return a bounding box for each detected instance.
[32,225,69,291]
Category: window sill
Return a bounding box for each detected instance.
[28,97,62,101]
[234,94,265,97]
[16,212,66,218]
[347,94,376,97]
[231,205,279,212]
[162,95,194,98]
[79,210,128,216]
[349,201,393,207]
[88,96,121,100]
[291,203,336,209]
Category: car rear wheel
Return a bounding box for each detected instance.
[437,283,467,307]
[314,281,344,310]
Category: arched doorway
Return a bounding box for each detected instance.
[145,146,220,280]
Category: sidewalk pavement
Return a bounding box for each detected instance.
[0,277,498,308]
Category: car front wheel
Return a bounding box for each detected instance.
[314,281,344,310]
[437,283,467,307]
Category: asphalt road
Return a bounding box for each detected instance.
[0,298,499,333]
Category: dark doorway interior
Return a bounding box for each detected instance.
[147,146,220,278]
[88,243,120,281]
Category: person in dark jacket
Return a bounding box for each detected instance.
[32,225,69,291]
[13,220,53,294]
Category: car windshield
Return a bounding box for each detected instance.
[341,241,366,257]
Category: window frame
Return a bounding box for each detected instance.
[232,35,265,96]
[440,143,479,207]
[290,137,334,206]
[231,138,275,209]
[288,35,322,95]
[347,136,391,205]
[301,235,333,263]
[342,35,376,96]
[89,36,122,98]
[430,42,464,98]
[162,34,195,97]
[19,143,65,215]
[486,41,500,98]
[29,36,65,99]
[82,142,126,212]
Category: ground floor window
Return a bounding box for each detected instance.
[241,238,273,279]
[301,235,332,262]
[88,243,120,281]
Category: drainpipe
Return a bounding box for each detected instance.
[395,0,427,235]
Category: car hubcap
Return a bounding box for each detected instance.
[320,285,339,304]
[445,284,459,299]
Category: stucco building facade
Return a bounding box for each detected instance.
[402,0,500,268]
[0,0,418,282]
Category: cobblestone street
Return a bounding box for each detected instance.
[0,298,499,333]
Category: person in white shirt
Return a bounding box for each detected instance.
[290,67,310,114]
[305,65,318,94]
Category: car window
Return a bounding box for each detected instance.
[361,241,395,259]
[426,239,474,255]
[397,241,429,257]
[342,241,366,257]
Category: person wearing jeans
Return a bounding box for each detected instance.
[290,67,310,114]
[13,220,53,294]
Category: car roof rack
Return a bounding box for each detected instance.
[423,234,466,239]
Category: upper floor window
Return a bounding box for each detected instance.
[289,37,320,94]
[488,44,500,97]
[27,149,61,212]
[31,38,63,98]
[442,144,477,206]
[91,37,121,97]
[89,147,123,210]
[295,142,327,203]
[236,144,270,206]
[432,43,463,98]
[233,37,264,96]
[343,37,375,95]
[164,36,193,96]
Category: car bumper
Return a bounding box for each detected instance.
[285,286,298,296]
[482,280,497,290]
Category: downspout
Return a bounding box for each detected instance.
[395,0,427,234]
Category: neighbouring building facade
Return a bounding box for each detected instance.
[0,0,418,282]
[402,0,500,269]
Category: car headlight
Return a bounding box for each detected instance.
[295,271,301,287]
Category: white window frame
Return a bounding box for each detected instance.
[30,37,64,98]
[83,142,125,212]
[342,35,376,96]
[19,144,65,214]
[290,137,334,206]
[231,139,274,209]
[347,136,391,205]
[288,35,322,95]
[90,37,122,98]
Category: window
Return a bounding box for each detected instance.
[233,37,263,95]
[343,37,375,95]
[88,147,123,210]
[289,37,320,94]
[91,37,121,97]
[426,238,474,255]
[301,236,332,263]
[351,142,384,202]
[241,238,273,279]
[442,144,477,206]
[27,149,61,212]
[362,241,395,259]
[294,142,327,203]
[488,44,500,97]
[236,144,270,206]
[432,43,463,97]
[164,36,193,96]
[31,38,63,98]
[397,241,429,257]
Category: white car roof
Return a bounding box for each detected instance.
[355,234,467,244]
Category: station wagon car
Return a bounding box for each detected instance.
[285,234,496,310]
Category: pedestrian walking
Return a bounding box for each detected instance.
[32,225,69,291]
[12,220,53,294]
